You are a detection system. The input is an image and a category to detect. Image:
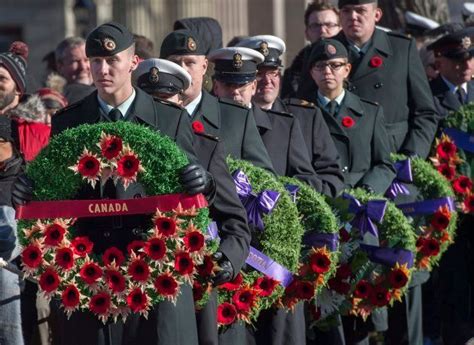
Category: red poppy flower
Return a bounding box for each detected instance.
[174,252,194,275]
[102,247,125,266]
[335,263,352,280]
[253,276,278,297]
[339,227,351,242]
[309,251,331,274]
[328,278,351,295]
[420,238,440,257]
[220,273,243,291]
[105,269,126,293]
[453,176,473,195]
[44,223,66,247]
[295,280,315,300]
[22,245,42,268]
[192,120,205,133]
[126,287,148,312]
[80,262,103,285]
[232,288,256,312]
[430,209,451,231]
[369,285,391,307]
[89,292,111,315]
[464,194,474,213]
[127,240,145,256]
[62,284,80,308]
[154,217,177,237]
[436,140,457,160]
[145,237,166,260]
[100,135,123,160]
[354,280,372,299]
[217,303,237,325]
[77,155,101,178]
[388,268,409,289]
[183,231,205,252]
[55,247,74,270]
[369,55,383,68]
[437,164,456,181]
[117,154,141,179]
[71,236,93,257]
[154,273,178,296]
[197,255,215,277]
[128,258,150,282]
[416,237,426,248]
[39,268,60,293]
[341,116,355,128]
[193,280,205,301]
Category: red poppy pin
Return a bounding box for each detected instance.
[369,55,383,68]
[192,120,204,133]
[342,116,355,128]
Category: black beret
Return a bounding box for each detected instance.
[309,39,348,64]
[338,0,376,8]
[86,22,135,57]
[427,27,474,59]
[0,117,13,142]
[160,29,207,59]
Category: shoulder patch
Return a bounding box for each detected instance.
[152,97,183,109]
[194,131,220,142]
[283,98,316,109]
[217,97,248,109]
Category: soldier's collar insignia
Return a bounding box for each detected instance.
[149,67,159,84]
[187,37,197,52]
[233,53,243,69]
[260,42,269,56]
[102,38,116,52]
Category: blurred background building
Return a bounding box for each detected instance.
[0,0,467,85]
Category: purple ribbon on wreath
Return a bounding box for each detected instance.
[359,243,414,268]
[232,169,281,231]
[343,193,387,238]
[303,232,339,251]
[285,184,300,203]
[385,159,413,200]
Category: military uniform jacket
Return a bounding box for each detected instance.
[251,103,322,188]
[334,29,439,159]
[319,91,395,194]
[273,98,344,197]
[192,90,275,173]
[430,75,474,120]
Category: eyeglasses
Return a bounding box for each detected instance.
[313,62,347,72]
[308,22,340,31]
[256,70,280,81]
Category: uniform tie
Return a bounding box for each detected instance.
[327,100,338,117]
[109,108,122,122]
[456,87,467,105]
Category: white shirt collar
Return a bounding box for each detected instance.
[97,88,136,118]
[441,76,468,95]
[317,90,346,108]
[185,91,203,117]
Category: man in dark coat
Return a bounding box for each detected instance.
[50,22,215,345]
[427,26,474,345]
[160,29,275,174]
[236,34,344,197]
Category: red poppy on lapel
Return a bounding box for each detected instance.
[192,120,204,133]
[342,116,355,128]
[369,55,383,68]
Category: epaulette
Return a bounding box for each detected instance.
[217,97,248,110]
[267,108,293,118]
[54,99,83,115]
[152,97,184,110]
[360,98,379,107]
[283,98,316,109]
[386,30,411,40]
[194,131,220,142]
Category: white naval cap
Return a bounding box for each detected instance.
[235,35,286,67]
[208,47,264,84]
[134,58,192,95]
[405,11,439,37]
[463,3,474,17]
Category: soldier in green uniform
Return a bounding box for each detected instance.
[50,22,216,345]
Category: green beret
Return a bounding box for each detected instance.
[86,22,135,57]
[160,29,207,58]
[309,39,348,64]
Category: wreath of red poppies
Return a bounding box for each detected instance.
[20,126,214,322]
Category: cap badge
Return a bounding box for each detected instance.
[102,38,116,52]
[326,44,337,55]
[149,67,160,84]
[187,37,197,52]
[233,53,243,69]
[462,36,472,50]
[260,42,269,56]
